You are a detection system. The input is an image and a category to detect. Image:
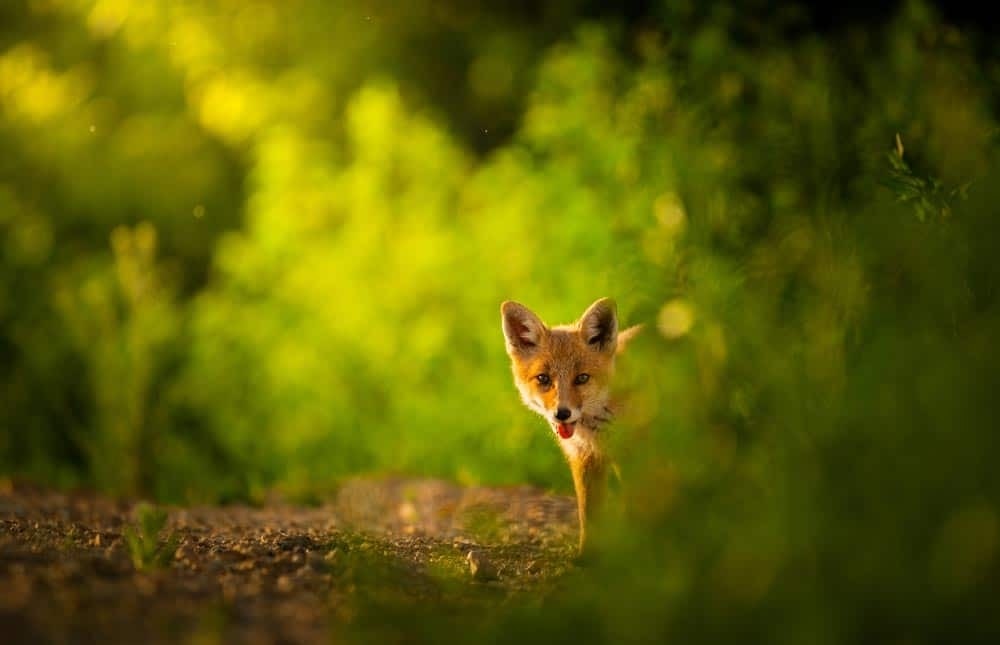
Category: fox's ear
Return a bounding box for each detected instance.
[502,301,546,354]
[580,297,618,352]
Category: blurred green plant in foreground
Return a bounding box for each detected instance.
[884,133,972,221]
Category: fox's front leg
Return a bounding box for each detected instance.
[568,452,608,555]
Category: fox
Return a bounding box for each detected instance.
[501,297,641,554]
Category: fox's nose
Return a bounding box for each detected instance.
[554,407,572,421]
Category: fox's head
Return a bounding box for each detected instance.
[501,298,620,440]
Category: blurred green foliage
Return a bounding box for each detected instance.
[2,0,1000,641]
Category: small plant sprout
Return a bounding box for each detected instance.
[124,502,179,571]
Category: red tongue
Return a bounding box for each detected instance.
[557,423,574,439]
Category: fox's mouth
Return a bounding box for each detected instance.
[556,422,575,439]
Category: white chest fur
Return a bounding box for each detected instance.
[554,423,602,461]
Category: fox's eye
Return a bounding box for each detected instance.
[574,373,590,385]
[536,374,551,386]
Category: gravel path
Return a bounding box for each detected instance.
[0,478,579,643]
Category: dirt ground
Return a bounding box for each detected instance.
[0,478,580,644]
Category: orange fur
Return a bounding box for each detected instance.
[501,298,640,553]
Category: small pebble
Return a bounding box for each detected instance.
[306,550,326,570]
[466,550,498,582]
